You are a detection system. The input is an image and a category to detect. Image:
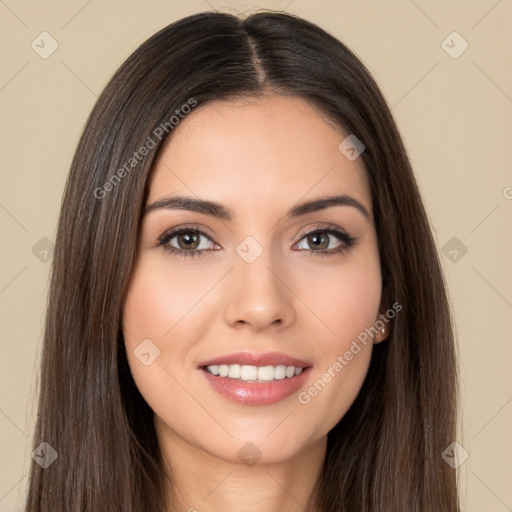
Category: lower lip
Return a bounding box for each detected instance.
[200,367,312,405]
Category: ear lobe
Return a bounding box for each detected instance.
[373,309,390,344]
[373,324,388,344]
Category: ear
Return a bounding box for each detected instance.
[372,308,390,344]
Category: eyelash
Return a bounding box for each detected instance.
[157,224,357,259]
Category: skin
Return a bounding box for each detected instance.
[122,94,387,512]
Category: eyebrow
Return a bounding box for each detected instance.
[144,194,370,221]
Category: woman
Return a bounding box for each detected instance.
[25,10,459,512]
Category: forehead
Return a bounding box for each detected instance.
[146,94,371,218]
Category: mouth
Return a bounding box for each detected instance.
[200,363,309,382]
[197,351,313,405]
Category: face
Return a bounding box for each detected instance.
[122,94,386,466]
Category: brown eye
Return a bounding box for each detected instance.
[306,232,330,250]
[294,227,356,256]
[176,231,201,250]
[158,227,217,259]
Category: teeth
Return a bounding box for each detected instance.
[241,365,258,381]
[205,364,304,382]
[228,364,241,378]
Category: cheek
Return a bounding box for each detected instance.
[121,258,188,409]
[121,255,227,415]
[123,252,220,344]
[292,255,381,431]
[293,252,382,344]
[331,266,382,339]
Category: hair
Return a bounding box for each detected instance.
[24,9,459,512]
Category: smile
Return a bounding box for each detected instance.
[205,364,304,382]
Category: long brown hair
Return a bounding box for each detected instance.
[24,10,459,512]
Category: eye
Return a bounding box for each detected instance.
[294,226,356,256]
[158,226,218,259]
[158,224,356,259]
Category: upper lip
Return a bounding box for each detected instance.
[198,351,312,368]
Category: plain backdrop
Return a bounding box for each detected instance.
[1,1,511,511]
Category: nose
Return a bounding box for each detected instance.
[223,243,296,332]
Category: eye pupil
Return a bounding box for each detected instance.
[309,232,329,250]
[178,231,200,250]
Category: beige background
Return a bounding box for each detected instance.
[1,1,511,510]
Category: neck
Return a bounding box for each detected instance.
[156,418,326,512]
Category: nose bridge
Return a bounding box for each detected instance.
[224,233,295,329]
